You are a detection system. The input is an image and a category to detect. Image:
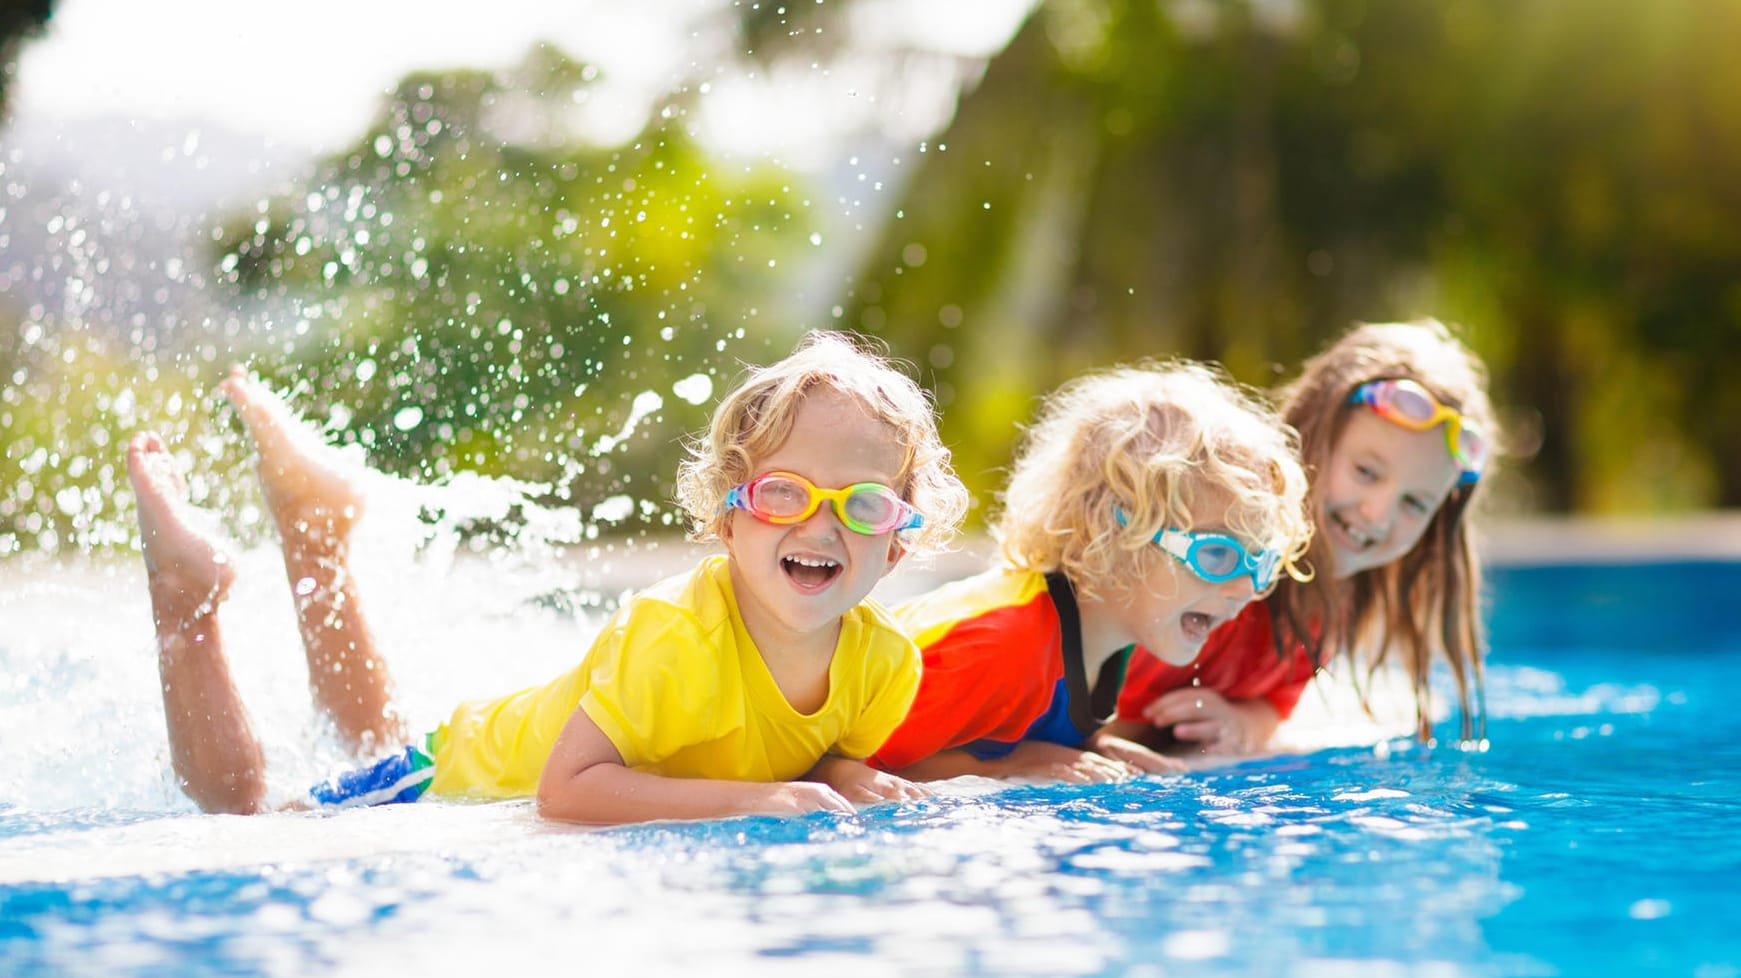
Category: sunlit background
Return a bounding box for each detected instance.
[4,0,1740,560]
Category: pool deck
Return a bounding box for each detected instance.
[1476,512,1741,565]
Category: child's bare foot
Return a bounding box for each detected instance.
[218,366,367,542]
[130,432,269,813]
[128,432,235,617]
[220,367,402,752]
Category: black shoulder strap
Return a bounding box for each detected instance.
[1044,571,1100,738]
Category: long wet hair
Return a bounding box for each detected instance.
[1269,320,1499,743]
[675,330,969,558]
[995,361,1313,602]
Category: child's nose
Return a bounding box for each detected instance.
[1359,495,1394,534]
[1218,576,1255,603]
[797,504,845,537]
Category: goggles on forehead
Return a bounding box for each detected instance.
[1348,379,1490,485]
[1114,508,1282,592]
[725,471,924,536]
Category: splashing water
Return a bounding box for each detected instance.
[1,43,842,565]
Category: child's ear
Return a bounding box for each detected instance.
[883,537,907,574]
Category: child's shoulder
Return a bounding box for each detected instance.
[893,566,1052,639]
[898,564,1046,610]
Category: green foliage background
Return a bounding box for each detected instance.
[210,56,810,497]
[841,0,1741,514]
[5,0,1741,556]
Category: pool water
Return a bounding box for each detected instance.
[2,558,1738,977]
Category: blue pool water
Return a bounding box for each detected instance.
[2,559,1739,977]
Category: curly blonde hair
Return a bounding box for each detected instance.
[674,331,968,556]
[1273,319,1500,742]
[995,361,1312,601]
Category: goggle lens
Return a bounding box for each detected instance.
[844,489,902,528]
[1190,540,1243,578]
[1386,383,1439,424]
[1455,425,1491,473]
[745,477,811,519]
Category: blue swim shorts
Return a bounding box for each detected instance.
[306,736,436,809]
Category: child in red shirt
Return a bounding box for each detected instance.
[871,361,1313,783]
[1109,320,1500,756]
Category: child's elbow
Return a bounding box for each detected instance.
[535,766,608,824]
[534,777,574,822]
[534,780,553,814]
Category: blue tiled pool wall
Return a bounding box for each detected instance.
[1485,561,1741,653]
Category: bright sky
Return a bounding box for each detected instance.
[11,0,1030,166]
[12,0,716,152]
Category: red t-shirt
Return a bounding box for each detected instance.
[1114,601,1317,722]
[870,569,1072,771]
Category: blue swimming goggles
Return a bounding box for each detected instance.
[1114,507,1282,592]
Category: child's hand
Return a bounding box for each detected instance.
[765,780,858,815]
[805,755,931,804]
[1141,688,1271,754]
[994,740,1139,784]
[1084,731,1188,775]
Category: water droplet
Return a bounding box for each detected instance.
[672,374,713,406]
[591,495,635,523]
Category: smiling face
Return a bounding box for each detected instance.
[721,388,908,655]
[1319,410,1463,578]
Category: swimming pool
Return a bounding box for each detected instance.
[2,555,1737,977]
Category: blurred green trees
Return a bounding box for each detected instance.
[832,0,1741,513]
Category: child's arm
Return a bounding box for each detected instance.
[1139,687,1281,755]
[536,706,856,825]
[803,755,929,804]
[1095,717,1159,747]
[892,741,1138,784]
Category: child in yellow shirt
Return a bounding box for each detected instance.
[129,332,968,824]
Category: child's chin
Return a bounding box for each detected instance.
[1331,548,1376,578]
[1144,639,1201,668]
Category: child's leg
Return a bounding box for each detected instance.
[218,368,404,755]
[129,432,267,814]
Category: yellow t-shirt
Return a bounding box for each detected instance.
[426,555,922,799]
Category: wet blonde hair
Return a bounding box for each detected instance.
[674,330,968,557]
[1273,319,1499,743]
[995,361,1312,602]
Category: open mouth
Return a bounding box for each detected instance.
[1180,611,1218,645]
[1331,511,1375,549]
[782,554,842,590]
